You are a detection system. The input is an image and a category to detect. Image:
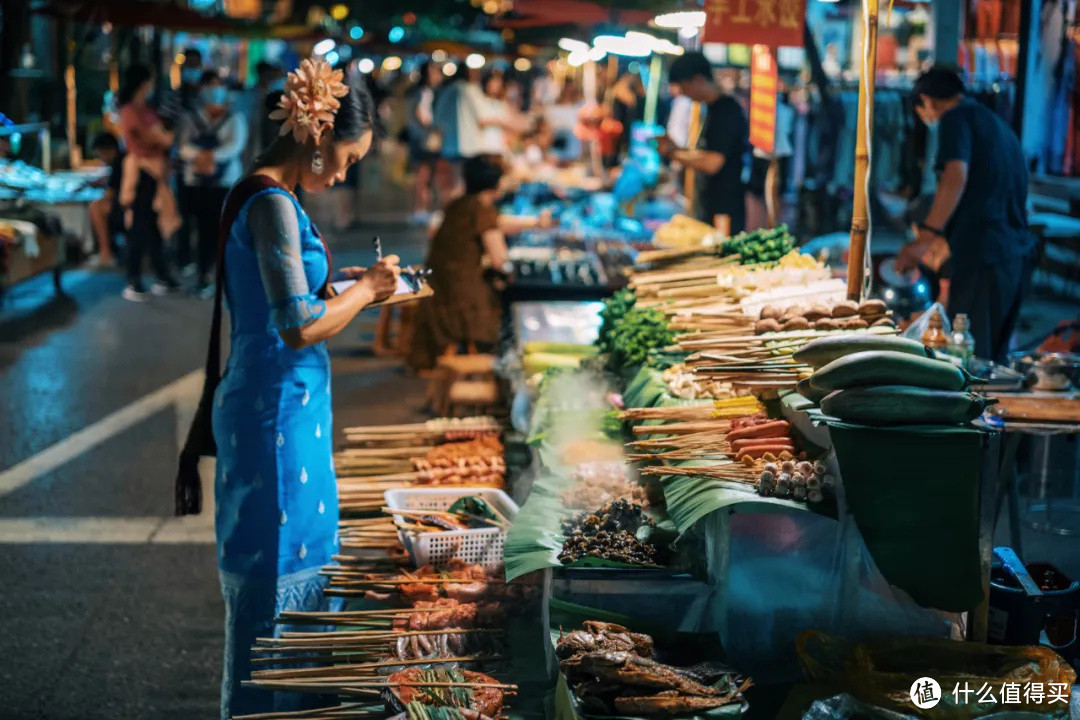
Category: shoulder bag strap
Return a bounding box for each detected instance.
[174,174,284,516]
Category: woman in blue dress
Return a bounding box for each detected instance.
[203,59,400,718]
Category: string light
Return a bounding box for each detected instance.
[388,26,405,43]
[558,38,590,53]
[329,4,348,20]
[465,53,486,69]
[432,49,448,62]
[443,62,458,76]
[349,25,365,40]
[652,10,706,28]
[313,38,336,56]
[357,58,375,73]
[382,56,402,71]
[513,58,532,72]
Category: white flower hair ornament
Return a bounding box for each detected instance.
[269,57,350,145]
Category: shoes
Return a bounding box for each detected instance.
[122,285,148,302]
[150,279,181,296]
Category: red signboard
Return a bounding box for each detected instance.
[703,0,806,48]
[748,45,778,154]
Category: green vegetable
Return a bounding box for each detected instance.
[821,385,996,426]
[794,333,934,369]
[604,307,675,375]
[796,377,830,404]
[812,350,968,392]
[597,289,636,356]
[523,341,598,356]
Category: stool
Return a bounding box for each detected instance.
[428,353,496,417]
[373,304,416,358]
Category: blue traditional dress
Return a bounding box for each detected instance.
[212,185,340,719]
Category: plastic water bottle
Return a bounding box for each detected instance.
[946,313,976,368]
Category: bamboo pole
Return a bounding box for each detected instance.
[684,101,702,210]
[846,0,880,301]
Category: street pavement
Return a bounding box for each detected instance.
[0,173,431,719]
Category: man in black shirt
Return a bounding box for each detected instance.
[660,52,748,233]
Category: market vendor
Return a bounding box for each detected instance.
[407,154,550,372]
[659,51,748,234]
[897,66,1035,363]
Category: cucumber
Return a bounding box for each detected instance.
[812,350,967,392]
[796,377,830,404]
[820,386,996,426]
[794,333,933,369]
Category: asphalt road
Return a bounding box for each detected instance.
[0,176,431,720]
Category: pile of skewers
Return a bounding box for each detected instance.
[334,417,506,517]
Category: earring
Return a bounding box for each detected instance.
[311,149,324,174]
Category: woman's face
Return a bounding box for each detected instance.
[300,130,373,192]
[485,74,504,98]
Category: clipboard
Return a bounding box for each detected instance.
[331,270,434,308]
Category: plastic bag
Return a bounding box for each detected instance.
[797,630,1077,719]
[903,301,951,341]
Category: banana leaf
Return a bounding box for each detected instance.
[658,460,814,534]
[622,366,669,409]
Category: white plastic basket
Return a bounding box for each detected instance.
[384,487,519,568]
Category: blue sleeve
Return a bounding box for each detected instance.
[937,111,972,167]
[247,191,327,332]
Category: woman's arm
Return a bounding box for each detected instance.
[479,228,509,270]
[213,114,249,164]
[249,192,399,351]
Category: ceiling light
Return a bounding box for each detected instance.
[567,49,590,67]
[432,49,448,62]
[653,10,707,28]
[587,46,607,62]
[678,25,700,39]
[593,34,651,57]
[465,53,486,69]
[514,57,532,72]
[313,38,336,56]
[382,56,402,71]
[443,62,458,76]
[558,38,590,53]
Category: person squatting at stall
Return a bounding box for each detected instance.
[116,64,182,300]
[897,65,1035,363]
[407,155,550,372]
[660,51,749,234]
[174,57,400,719]
[177,71,248,297]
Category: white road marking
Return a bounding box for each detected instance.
[0,369,219,544]
[0,516,214,544]
[0,370,204,498]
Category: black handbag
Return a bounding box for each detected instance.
[174,174,282,515]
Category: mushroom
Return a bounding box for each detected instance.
[831,300,859,318]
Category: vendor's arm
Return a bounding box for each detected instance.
[480,228,509,270]
[672,147,726,175]
[921,113,971,242]
[497,209,550,235]
[176,114,200,161]
[250,192,399,351]
[922,160,967,237]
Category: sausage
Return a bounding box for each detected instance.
[726,419,791,441]
[731,437,795,452]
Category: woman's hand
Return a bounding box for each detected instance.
[336,266,367,280]
[358,255,401,303]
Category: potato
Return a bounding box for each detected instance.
[831,300,860,318]
[804,302,831,322]
[859,299,887,317]
[782,316,812,331]
[755,318,782,334]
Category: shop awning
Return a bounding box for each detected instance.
[495,0,654,29]
[32,0,318,39]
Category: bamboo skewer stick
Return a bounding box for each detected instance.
[232,702,378,720]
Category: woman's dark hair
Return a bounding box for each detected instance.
[913,65,965,103]
[255,78,382,168]
[118,64,153,106]
[199,70,221,86]
[417,62,434,88]
[481,69,505,98]
[464,154,503,194]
